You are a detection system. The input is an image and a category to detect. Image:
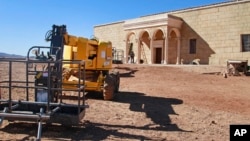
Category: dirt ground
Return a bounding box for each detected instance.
[1,62,250,141]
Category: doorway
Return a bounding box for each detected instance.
[155,48,162,64]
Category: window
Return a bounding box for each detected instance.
[189,39,196,54]
[242,34,250,52]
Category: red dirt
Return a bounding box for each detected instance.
[1,63,250,141]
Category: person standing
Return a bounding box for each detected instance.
[130,51,135,63]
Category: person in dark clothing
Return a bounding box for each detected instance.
[130,51,135,63]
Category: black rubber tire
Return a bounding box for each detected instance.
[112,71,120,93]
[0,88,1,104]
[103,74,115,100]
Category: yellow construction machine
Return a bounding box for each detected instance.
[0,25,119,140]
[44,25,120,100]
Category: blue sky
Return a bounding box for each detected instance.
[0,0,227,55]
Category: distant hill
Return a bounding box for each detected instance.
[0,52,25,59]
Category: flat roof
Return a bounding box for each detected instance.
[94,0,249,27]
[94,21,125,28]
[142,0,247,17]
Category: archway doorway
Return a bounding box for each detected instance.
[140,31,150,64]
[153,29,164,64]
[155,48,162,64]
[168,30,178,64]
[127,33,137,63]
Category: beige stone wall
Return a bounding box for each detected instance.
[171,1,250,65]
[94,1,250,65]
[94,21,126,51]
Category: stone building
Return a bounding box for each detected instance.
[94,0,250,65]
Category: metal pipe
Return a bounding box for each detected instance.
[78,63,81,115]
[49,106,61,115]
[47,62,51,113]
[0,107,8,125]
[37,121,42,141]
[36,108,44,141]
[0,117,3,125]
[8,61,12,112]
[0,113,50,121]
[26,60,29,101]
[0,80,34,84]
[0,99,88,108]
[82,63,86,106]
[59,60,63,104]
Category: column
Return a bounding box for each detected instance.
[176,37,181,65]
[150,37,153,64]
[125,40,129,64]
[161,36,164,64]
[137,39,141,64]
[164,36,168,64]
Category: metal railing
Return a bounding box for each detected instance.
[0,46,88,140]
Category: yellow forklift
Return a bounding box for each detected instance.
[44,25,120,100]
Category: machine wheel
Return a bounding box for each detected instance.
[103,74,115,100]
[111,71,120,93]
[0,88,1,104]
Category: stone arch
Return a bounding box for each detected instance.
[169,28,181,38]
[126,31,137,41]
[125,31,137,63]
[139,30,151,48]
[139,29,151,39]
[152,28,166,40]
[138,30,152,64]
[168,28,181,64]
[151,28,165,64]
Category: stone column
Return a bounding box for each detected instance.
[161,36,164,64]
[164,36,168,64]
[137,39,141,64]
[125,40,129,64]
[176,37,181,65]
[150,37,153,64]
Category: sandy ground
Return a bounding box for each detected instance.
[0,62,250,141]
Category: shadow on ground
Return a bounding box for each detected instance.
[115,91,186,131]
[1,91,190,140]
[1,122,152,140]
[113,66,138,77]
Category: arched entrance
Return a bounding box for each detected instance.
[139,31,151,64]
[126,32,137,63]
[153,29,164,64]
[123,14,183,65]
[168,30,178,64]
[168,28,181,64]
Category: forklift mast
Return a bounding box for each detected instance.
[45,24,67,61]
